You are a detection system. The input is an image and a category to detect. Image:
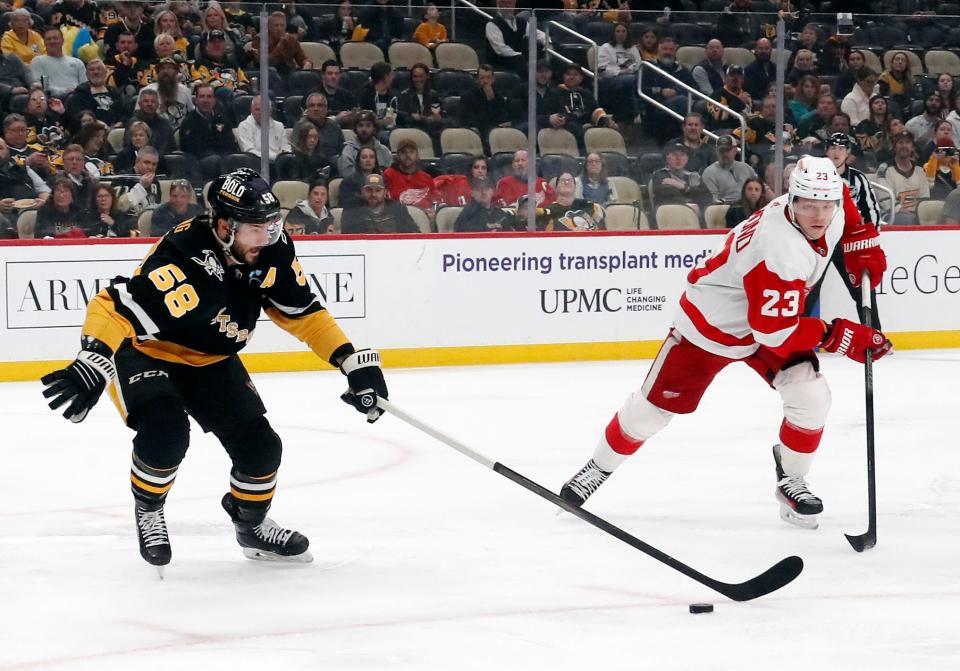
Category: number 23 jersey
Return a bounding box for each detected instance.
[674,194,844,360]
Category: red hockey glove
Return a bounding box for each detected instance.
[842,221,886,289]
[821,318,892,364]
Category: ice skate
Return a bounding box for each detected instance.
[221,494,313,563]
[560,459,612,508]
[135,502,171,576]
[773,445,823,529]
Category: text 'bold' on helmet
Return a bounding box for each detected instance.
[208,169,280,224]
[789,155,843,202]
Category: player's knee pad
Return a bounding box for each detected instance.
[216,416,282,476]
[131,396,190,469]
[618,390,675,441]
[775,362,831,430]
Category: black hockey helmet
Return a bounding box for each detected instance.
[208,168,283,253]
[826,132,850,149]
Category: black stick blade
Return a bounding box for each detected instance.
[708,555,804,602]
[845,532,876,553]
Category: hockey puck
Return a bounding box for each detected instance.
[689,603,714,614]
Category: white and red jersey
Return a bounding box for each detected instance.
[383,167,439,210]
[674,194,844,360]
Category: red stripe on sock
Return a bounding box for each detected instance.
[779,419,823,454]
[605,414,644,455]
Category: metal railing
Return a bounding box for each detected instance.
[637,60,747,162]
[545,21,599,101]
[869,180,896,225]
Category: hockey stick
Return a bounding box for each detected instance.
[845,270,877,552]
[378,398,803,602]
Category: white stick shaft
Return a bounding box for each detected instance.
[377,398,496,469]
[861,270,872,310]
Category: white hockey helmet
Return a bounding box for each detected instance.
[788,155,843,202]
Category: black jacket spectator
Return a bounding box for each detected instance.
[341,200,419,234]
[359,3,406,50]
[460,82,512,135]
[65,81,127,130]
[130,112,174,155]
[0,53,31,94]
[744,57,775,101]
[104,21,155,61]
[179,107,238,158]
[50,0,100,30]
[454,201,512,232]
[35,202,93,238]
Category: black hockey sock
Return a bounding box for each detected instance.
[130,451,178,508]
[226,468,277,521]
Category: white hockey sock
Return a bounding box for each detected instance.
[592,440,631,473]
[777,443,815,478]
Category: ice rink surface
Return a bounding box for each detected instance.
[3,351,959,670]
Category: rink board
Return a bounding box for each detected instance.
[1,228,959,381]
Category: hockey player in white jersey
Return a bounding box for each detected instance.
[560,156,891,528]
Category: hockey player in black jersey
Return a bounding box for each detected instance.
[41,168,388,573]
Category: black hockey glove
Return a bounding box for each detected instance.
[41,339,117,423]
[339,348,388,423]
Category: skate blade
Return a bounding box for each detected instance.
[779,505,819,530]
[156,565,165,580]
[241,547,314,563]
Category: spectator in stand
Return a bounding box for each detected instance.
[717,0,762,45]
[66,59,126,131]
[31,26,87,99]
[59,143,96,205]
[702,135,756,204]
[0,50,33,100]
[138,57,194,131]
[841,67,877,127]
[854,94,890,155]
[24,89,65,149]
[495,149,555,207]
[692,39,725,96]
[384,138,438,213]
[434,156,488,207]
[637,26,658,62]
[877,116,905,166]
[597,22,641,123]
[197,1,244,67]
[938,183,960,223]
[791,23,822,64]
[300,93,345,159]
[667,113,716,174]
[947,95,960,147]
[707,65,752,131]
[1,9,45,66]
[74,121,113,178]
[357,61,398,141]
[650,143,711,216]
[279,1,318,42]
[484,0,545,78]
[798,93,837,146]
[178,83,237,180]
[277,120,332,181]
[786,49,818,87]
[191,29,250,100]
[744,38,775,102]
[317,60,356,127]
[319,0,358,54]
[105,2,156,61]
[788,74,820,127]
[460,64,514,140]
[882,130,928,224]
[834,48,866,100]
[252,11,312,74]
[396,63,446,154]
[284,179,334,234]
[34,177,93,238]
[3,113,50,178]
[341,173,419,234]
[236,96,289,162]
[359,0,406,53]
[739,95,797,169]
[413,3,447,50]
[905,92,945,148]
[818,35,850,77]
[339,145,382,208]
[116,145,161,216]
[640,35,697,143]
[153,8,190,55]
[150,179,203,236]
[0,137,50,238]
[337,110,392,179]
[922,135,960,200]
[454,178,513,232]
[878,51,915,115]
[104,30,145,100]
[918,120,957,165]
[936,73,956,113]
[546,64,614,149]
[525,171,605,232]
[576,153,618,205]
[131,89,174,155]
[724,177,768,228]
[88,183,136,237]
[114,120,152,173]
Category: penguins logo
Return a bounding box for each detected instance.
[191,249,225,280]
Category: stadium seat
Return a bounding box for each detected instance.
[435,43,480,71]
[221,153,261,173]
[390,69,411,94]
[16,209,36,239]
[105,127,125,153]
[582,21,615,44]
[339,69,371,92]
[724,47,755,68]
[493,70,523,98]
[388,41,434,69]
[330,207,342,233]
[604,204,640,231]
[555,43,591,69]
[677,46,706,73]
[883,49,924,77]
[282,96,304,127]
[434,70,475,96]
[441,128,484,156]
[342,129,357,145]
[441,95,462,123]
[858,49,884,75]
[599,152,630,177]
[162,154,203,187]
[272,181,309,209]
[8,93,28,115]
[918,199,945,225]
[488,127,527,156]
[538,128,579,157]
[869,25,908,50]
[609,176,641,204]
[287,70,323,96]
[441,152,475,176]
[670,23,706,46]
[231,95,253,125]
[637,152,665,184]
[704,203,730,229]
[300,42,336,68]
[328,178,342,208]
[389,128,436,158]
[584,127,627,156]
[587,46,597,73]
[436,206,463,232]
[137,210,153,236]
[341,42,385,70]
[924,51,960,77]
[655,204,700,230]
[407,205,432,233]
[158,179,198,204]
[540,154,582,179]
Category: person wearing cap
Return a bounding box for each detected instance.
[191,29,250,98]
[841,67,877,127]
[921,121,960,200]
[707,64,752,131]
[545,64,613,149]
[883,130,928,224]
[454,177,513,233]
[460,64,515,141]
[136,57,194,132]
[236,96,290,163]
[702,135,757,204]
[383,138,439,213]
[692,39,725,96]
[341,172,420,234]
[650,143,711,216]
[337,110,393,179]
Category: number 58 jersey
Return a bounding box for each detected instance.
[674,194,844,360]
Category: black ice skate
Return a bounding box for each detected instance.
[221,494,313,563]
[135,502,171,576]
[773,445,823,530]
[560,459,612,507]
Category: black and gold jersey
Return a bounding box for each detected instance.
[83,216,351,366]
